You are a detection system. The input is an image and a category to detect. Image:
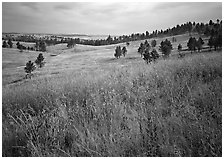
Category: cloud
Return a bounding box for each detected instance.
[152,2,220,11]
[20,2,39,11]
[2,2,222,35]
[53,3,82,11]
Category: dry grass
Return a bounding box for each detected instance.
[2,50,222,157]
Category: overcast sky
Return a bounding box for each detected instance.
[2,2,222,35]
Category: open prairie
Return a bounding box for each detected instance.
[2,32,222,157]
[2,1,222,157]
[2,33,209,86]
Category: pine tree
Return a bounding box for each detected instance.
[2,41,7,48]
[7,39,13,48]
[24,61,36,79]
[151,49,159,61]
[138,43,145,57]
[187,37,197,53]
[146,31,149,38]
[114,46,122,59]
[144,40,149,46]
[122,46,127,57]
[151,40,156,47]
[196,37,204,52]
[106,35,113,44]
[160,39,172,57]
[143,48,152,64]
[35,53,45,68]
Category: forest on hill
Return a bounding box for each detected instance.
[2,19,222,47]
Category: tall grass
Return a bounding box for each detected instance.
[2,52,222,157]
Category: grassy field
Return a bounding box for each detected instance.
[2,33,222,157]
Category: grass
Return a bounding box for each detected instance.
[2,51,222,157]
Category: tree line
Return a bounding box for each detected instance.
[135,19,222,64]
[3,19,221,47]
[63,19,222,46]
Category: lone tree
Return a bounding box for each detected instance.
[122,46,127,57]
[24,61,36,79]
[35,53,45,68]
[160,39,173,58]
[151,39,157,48]
[114,46,122,59]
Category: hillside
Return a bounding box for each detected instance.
[2,33,222,157]
[2,33,209,86]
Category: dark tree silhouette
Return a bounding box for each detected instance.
[67,39,76,48]
[143,49,152,64]
[151,39,157,48]
[17,44,23,52]
[151,49,159,62]
[2,41,7,48]
[126,42,130,46]
[208,36,214,51]
[160,39,173,58]
[209,20,214,26]
[114,46,122,59]
[196,37,204,52]
[138,43,145,57]
[24,61,36,79]
[122,46,127,57]
[187,37,197,53]
[7,39,13,48]
[146,31,149,38]
[35,53,45,68]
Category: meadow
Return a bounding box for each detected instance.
[2,33,222,156]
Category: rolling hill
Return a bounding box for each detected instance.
[2,32,222,157]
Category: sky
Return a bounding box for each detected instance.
[2,2,222,35]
